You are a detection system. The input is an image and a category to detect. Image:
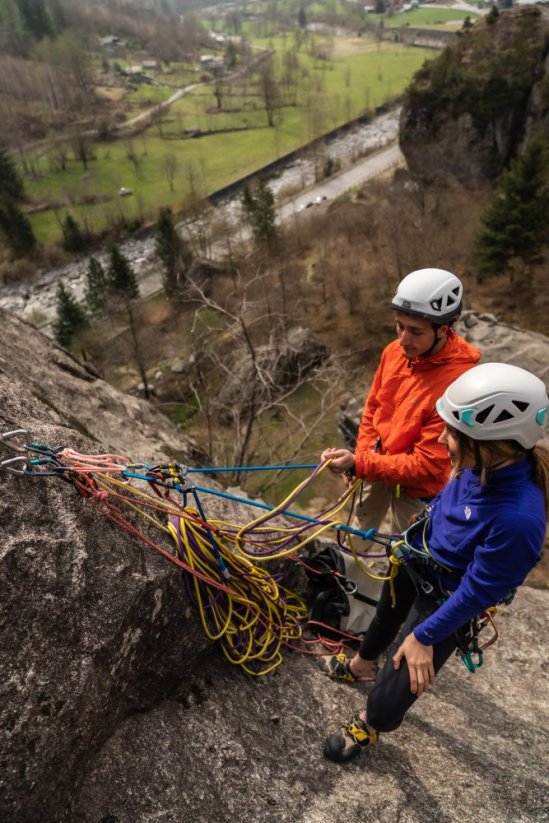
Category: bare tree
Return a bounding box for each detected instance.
[125,140,140,177]
[71,132,94,170]
[162,152,179,193]
[213,81,224,111]
[177,269,340,484]
[258,59,280,128]
[48,141,69,173]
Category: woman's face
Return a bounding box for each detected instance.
[438,425,475,470]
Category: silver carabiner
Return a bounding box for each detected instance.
[1,429,30,453]
[342,577,358,596]
[0,456,32,475]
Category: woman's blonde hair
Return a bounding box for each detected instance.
[532,442,549,516]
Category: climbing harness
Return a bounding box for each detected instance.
[0,428,510,675]
[393,512,514,672]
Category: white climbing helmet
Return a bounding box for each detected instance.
[437,362,549,449]
[392,268,463,324]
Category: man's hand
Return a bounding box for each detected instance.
[393,633,435,696]
[320,448,355,475]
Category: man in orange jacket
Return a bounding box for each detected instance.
[320,268,480,639]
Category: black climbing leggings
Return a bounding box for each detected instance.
[358,565,459,733]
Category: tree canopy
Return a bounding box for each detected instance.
[475,138,549,279]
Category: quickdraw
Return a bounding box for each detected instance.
[0,428,396,673]
[1,428,513,675]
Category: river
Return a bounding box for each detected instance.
[0,109,402,333]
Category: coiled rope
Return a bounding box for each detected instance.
[0,430,401,675]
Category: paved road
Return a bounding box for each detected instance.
[0,137,405,327]
[138,140,405,298]
[279,141,404,222]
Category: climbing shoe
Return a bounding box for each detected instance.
[323,714,378,764]
[318,652,374,683]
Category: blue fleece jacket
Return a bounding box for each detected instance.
[411,456,546,646]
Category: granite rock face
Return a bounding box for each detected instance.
[399,7,549,185]
[0,309,547,823]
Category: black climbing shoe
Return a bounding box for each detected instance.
[323,714,378,763]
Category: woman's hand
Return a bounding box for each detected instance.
[393,633,435,696]
[320,448,355,475]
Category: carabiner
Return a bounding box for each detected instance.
[462,650,483,673]
[1,429,30,454]
[342,577,358,596]
[0,456,32,474]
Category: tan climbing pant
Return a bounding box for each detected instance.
[339,481,426,635]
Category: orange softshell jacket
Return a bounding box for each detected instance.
[354,331,481,499]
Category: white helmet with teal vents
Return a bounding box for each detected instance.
[392,268,463,324]
[437,363,549,449]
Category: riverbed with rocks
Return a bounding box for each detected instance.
[0,109,401,332]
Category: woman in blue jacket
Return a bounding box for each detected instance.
[323,362,549,764]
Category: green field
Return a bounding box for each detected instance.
[23,35,434,245]
[371,7,479,29]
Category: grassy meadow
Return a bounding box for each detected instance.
[23,35,434,246]
[374,7,479,29]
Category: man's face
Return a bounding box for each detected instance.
[395,311,445,359]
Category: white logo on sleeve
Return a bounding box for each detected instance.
[464,506,472,520]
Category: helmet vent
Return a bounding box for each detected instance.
[512,400,529,413]
[476,405,494,424]
[493,409,514,423]
[447,293,457,306]
[430,298,442,312]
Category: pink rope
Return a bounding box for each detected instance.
[57,448,130,473]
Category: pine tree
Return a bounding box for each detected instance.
[475,139,549,280]
[15,0,54,40]
[154,207,191,297]
[0,150,24,202]
[0,202,36,254]
[107,244,139,299]
[106,244,148,397]
[486,5,499,25]
[61,213,86,252]
[53,281,88,348]
[85,257,108,315]
[0,150,37,253]
[462,16,473,33]
[242,179,278,248]
[0,0,24,36]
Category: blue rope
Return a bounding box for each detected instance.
[188,464,317,473]
[192,484,380,542]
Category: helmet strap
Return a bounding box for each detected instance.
[421,325,444,359]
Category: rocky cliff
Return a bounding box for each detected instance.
[0,309,548,823]
[399,6,549,184]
